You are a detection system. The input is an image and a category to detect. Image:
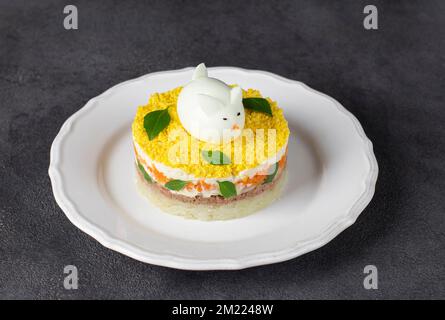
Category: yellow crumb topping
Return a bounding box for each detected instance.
[132,86,290,178]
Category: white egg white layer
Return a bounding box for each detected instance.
[134,140,287,198]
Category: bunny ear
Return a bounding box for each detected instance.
[230,86,242,104]
[197,94,224,117]
[192,63,208,80]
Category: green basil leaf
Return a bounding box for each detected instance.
[165,179,188,191]
[137,161,152,183]
[201,150,231,165]
[144,108,171,140]
[217,181,237,198]
[242,98,272,116]
[263,162,278,184]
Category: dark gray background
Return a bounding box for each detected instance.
[1,0,444,299]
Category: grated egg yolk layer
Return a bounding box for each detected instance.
[132,87,290,178]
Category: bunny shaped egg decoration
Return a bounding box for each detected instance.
[177,63,245,143]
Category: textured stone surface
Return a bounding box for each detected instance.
[1,0,444,299]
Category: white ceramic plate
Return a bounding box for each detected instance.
[49,67,378,270]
